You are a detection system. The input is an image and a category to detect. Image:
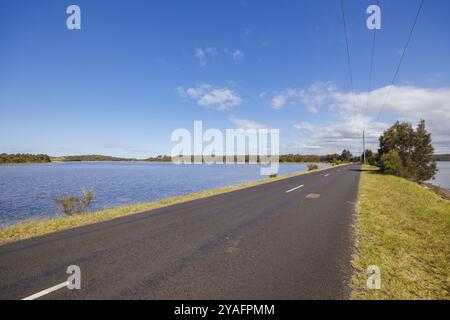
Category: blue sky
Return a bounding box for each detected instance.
[1,0,449,157]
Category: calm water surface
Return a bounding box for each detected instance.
[428,161,450,190]
[0,162,326,227]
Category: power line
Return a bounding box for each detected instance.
[375,0,425,121]
[340,0,358,118]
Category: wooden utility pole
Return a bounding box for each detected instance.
[363,130,366,164]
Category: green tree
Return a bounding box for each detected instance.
[379,121,416,163]
[362,149,377,165]
[340,149,353,162]
[411,119,436,181]
[378,120,436,181]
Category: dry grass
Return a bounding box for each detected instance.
[351,165,450,299]
[0,163,347,246]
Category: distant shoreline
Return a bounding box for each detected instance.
[2,159,449,166]
[1,160,334,166]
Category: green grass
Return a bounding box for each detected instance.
[0,163,348,246]
[351,165,450,300]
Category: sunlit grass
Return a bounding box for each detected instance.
[351,165,450,299]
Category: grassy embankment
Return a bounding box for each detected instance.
[352,165,450,299]
[0,163,347,246]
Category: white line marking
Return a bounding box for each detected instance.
[286,185,304,193]
[22,281,69,300]
[324,174,330,177]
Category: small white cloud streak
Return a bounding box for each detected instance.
[225,49,245,62]
[194,47,217,67]
[229,116,269,130]
[177,84,242,111]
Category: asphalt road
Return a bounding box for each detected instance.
[0,164,361,300]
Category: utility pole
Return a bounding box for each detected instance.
[363,130,366,164]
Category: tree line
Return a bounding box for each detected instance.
[1,151,358,165]
[0,153,51,164]
[60,155,137,162]
[146,150,356,164]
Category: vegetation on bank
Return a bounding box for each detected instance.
[0,164,347,246]
[55,191,94,215]
[2,151,356,164]
[0,153,51,164]
[433,154,450,161]
[362,120,437,182]
[145,155,172,162]
[147,151,358,163]
[351,165,450,299]
[55,154,137,162]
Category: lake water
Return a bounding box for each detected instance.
[428,161,450,190]
[0,162,326,227]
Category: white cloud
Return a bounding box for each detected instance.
[195,47,244,66]
[194,47,217,67]
[259,91,267,98]
[293,115,388,154]
[293,122,316,131]
[288,84,450,154]
[229,116,269,130]
[271,95,286,109]
[177,84,242,111]
[331,85,450,153]
[270,82,335,112]
[225,49,245,62]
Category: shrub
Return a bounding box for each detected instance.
[55,191,94,215]
[269,173,277,178]
[380,150,408,178]
[307,164,319,171]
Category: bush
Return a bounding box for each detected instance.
[55,191,94,215]
[380,150,408,178]
[307,164,319,171]
[269,173,277,178]
[379,120,436,181]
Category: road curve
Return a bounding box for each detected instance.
[0,164,361,299]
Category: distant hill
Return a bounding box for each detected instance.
[55,155,137,162]
[434,154,450,161]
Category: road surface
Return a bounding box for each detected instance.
[0,164,361,299]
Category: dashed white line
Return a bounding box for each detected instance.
[22,281,69,300]
[286,185,304,193]
[324,174,330,177]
